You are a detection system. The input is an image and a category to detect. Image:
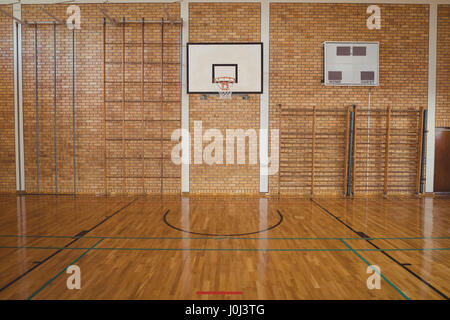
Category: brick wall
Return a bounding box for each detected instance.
[270,4,428,196]
[21,3,180,194]
[189,3,261,194]
[0,5,15,193]
[436,5,450,128]
[1,3,442,196]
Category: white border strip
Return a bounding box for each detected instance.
[181,0,189,192]
[259,0,269,193]
[425,3,437,193]
[13,2,25,192]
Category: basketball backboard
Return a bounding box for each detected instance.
[187,43,263,94]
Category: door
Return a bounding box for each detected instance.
[434,128,450,193]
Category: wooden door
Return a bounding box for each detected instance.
[434,128,450,193]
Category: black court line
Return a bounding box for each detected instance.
[163,209,284,237]
[310,198,449,300]
[0,197,138,294]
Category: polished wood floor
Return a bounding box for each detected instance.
[0,194,449,300]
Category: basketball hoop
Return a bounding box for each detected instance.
[214,76,235,99]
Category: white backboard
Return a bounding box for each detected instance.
[324,42,379,86]
[187,43,263,94]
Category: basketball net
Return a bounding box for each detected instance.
[214,77,235,99]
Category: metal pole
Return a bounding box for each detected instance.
[384,106,391,197]
[343,106,350,196]
[278,104,281,197]
[72,28,77,194]
[352,105,357,196]
[179,17,183,194]
[103,18,108,196]
[34,24,40,193]
[160,18,164,196]
[346,108,355,197]
[53,22,58,194]
[117,19,182,24]
[122,17,126,194]
[419,109,427,194]
[141,18,145,195]
[311,106,316,198]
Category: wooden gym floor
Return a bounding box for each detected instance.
[0,194,449,300]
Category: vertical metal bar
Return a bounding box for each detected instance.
[53,22,58,194]
[346,109,355,197]
[384,106,391,197]
[141,18,145,195]
[277,104,281,197]
[103,18,108,195]
[351,105,357,197]
[419,109,427,194]
[72,28,76,195]
[160,18,164,195]
[122,18,126,194]
[34,24,40,193]
[179,18,182,194]
[417,107,425,195]
[311,106,316,198]
[343,106,350,196]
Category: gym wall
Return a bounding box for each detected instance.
[0,2,449,196]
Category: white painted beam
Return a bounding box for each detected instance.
[260,0,269,193]
[181,0,189,192]
[13,2,25,192]
[426,3,437,193]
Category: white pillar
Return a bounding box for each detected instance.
[181,0,190,192]
[260,0,269,193]
[13,2,25,192]
[425,3,437,193]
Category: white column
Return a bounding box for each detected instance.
[13,2,25,192]
[260,0,269,193]
[425,3,437,193]
[181,0,190,192]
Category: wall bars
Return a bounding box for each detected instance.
[103,17,182,195]
[277,105,426,197]
[31,20,77,195]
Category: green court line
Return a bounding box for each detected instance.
[2,245,450,252]
[339,239,410,300]
[26,238,104,300]
[1,234,449,241]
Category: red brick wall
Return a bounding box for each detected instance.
[269,3,428,196]
[0,5,15,193]
[189,3,261,194]
[436,4,450,128]
[21,3,180,194]
[1,3,441,196]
